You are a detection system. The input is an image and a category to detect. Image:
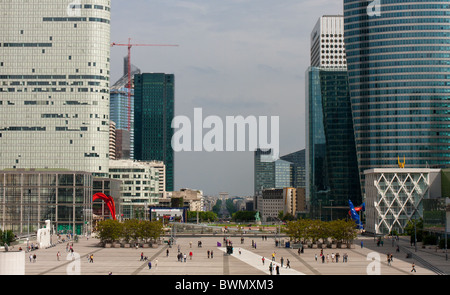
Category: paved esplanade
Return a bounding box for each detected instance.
[16,233,449,275]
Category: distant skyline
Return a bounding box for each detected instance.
[110,0,344,196]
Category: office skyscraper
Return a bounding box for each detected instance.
[110,57,140,159]
[280,149,306,188]
[344,0,450,189]
[0,1,111,176]
[306,15,361,220]
[134,73,175,191]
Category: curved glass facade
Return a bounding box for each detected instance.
[344,0,450,188]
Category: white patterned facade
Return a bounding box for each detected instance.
[0,0,111,176]
[364,169,441,235]
[310,15,346,69]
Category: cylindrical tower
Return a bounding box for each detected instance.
[344,0,450,189]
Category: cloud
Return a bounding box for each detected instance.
[110,0,343,196]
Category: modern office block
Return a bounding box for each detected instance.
[0,170,94,235]
[109,159,164,220]
[0,1,111,177]
[280,149,306,188]
[344,0,450,189]
[110,57,140,159]
[306,67,361,221]
[254,149,293,196]
[134,73,175,191]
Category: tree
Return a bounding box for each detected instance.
[0,229,15,246]
[96,219,122,244]
[122,219,140,243]
[188,211,218,222]
[329,219,357,244]
[140,220,163,243]
[232,211,257,222]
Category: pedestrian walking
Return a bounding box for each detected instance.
[148,261,152,269]
[207,250,210,258]
[411,263,416,272]
[56,251,61,261]
[276,265,280,275]
[33,254,36,263]
[280,257,284,267]
[140,252,144,261]
[269,263,273,275]
[166,248,169,257]
[184,253,187,262]
[286,259,290,268]
[189,251,193,260]
[262,256,265,265]
[315,254,318,261]
[211,250,214,258]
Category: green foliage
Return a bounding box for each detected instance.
[0,230,15,246]
[96,219,164,244]
[187,211,218,222]
[212,199,222,215]
[96,219,123,243]
[171,197,184,208]
[232,211,257,222]
[225,199,237,215]
[285,219,357,244]
[405,218,424,242]
[122,219,140,242]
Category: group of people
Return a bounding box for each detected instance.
[316,249,348,263]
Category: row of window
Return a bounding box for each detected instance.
[43,17,110,24]
[344,3,450,18]
[349,65,450,77]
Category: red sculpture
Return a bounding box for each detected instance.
[93,193,116,220]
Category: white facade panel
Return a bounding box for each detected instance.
[0,0,111,176]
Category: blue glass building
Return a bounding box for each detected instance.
[306,67,361,220]
[134,73,175,192]
[344,0,450,190]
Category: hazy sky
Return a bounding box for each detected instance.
[110,0,343,196]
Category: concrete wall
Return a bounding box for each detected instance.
[0,251,25,275]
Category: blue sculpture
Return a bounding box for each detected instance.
[349,200,364,230]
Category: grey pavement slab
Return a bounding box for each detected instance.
[5,233,445,276]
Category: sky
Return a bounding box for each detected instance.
[110,0,343,197]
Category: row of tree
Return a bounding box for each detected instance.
[95,219,163,245]
[285,219,358,245]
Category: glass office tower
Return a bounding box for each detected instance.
[134,73,175,192]
[306,67,361,220]
[344,0,450,190]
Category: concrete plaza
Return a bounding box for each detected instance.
[9,233,449,276]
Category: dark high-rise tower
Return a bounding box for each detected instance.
[134,73,175,191]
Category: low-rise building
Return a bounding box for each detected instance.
[364,168,442,235]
